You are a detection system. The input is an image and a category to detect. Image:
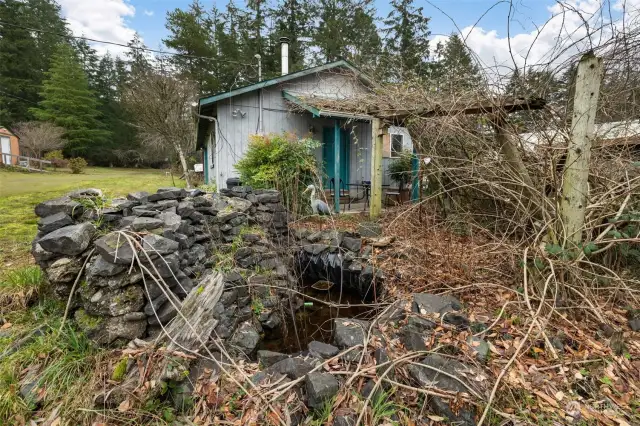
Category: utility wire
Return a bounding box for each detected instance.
[0,20,255,66]
[0,88,39,105]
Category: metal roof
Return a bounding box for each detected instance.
[198,60,374,107]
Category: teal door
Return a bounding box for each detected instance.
[322,127,350,188]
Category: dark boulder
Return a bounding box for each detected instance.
[38,223,95,256]
[142,234,179,255]
[95,233,138,265]
[35,196,83,218]
[308,341,339,358]
[131,217,163,231]
[268,357,314,379]
[306,372,339,408]
[38,212,73,234]
[257,350,289,367]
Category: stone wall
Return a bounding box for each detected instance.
[31,186,291,347]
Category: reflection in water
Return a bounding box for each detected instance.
[258,284,375,354]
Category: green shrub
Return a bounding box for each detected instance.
[68,157,88,174]
[388,150,414,190]
[44,150,67,169]
[235,133,320,216]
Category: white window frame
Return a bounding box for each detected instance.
[390,133,404,158]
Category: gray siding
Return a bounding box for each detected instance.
[206,69,412,193]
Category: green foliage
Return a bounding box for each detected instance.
[371,388,403,425]
[44,150,67,169]
[112,357,128,381]
[198,183,217,193]
[251,298,264,315]
[0,266,45,308]
[0,0,68,126]
[68,157,88,174]
[30,43,110,158]
[432,34,482,91]
[387,150,414,190]
[235,133,320,216]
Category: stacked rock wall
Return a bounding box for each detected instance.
[32,187,290,347]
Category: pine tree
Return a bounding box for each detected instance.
[383,0,431,80]
[0,0,67,125]
[164,0,217,92]
[30,43,109,157]
[74,39,101,91]
[271,0,311,73]
[434,34,481,92]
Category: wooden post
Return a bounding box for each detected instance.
[334,119,341,213]
[370,118,384,218]
[560,52,603,247]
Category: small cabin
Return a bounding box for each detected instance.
[0,126,20,165]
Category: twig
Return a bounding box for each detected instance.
[58,248,95,335]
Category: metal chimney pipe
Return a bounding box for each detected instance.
[280,37,290,76]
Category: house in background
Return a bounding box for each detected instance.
[196,39,413,206]
[0,126,20,165]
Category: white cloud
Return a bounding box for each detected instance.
[434,0,640,87]
[58,0,137,56]
[144,10,154,17]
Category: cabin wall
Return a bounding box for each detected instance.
[205,69,411,193]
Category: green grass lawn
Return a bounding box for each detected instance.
[0,167,183,268]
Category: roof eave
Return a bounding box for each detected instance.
[199,60,374,107]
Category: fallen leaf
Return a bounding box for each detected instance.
[1,322,12,330]
[427,415,445,421]
[50,419,60,426]
[534,390,560,408]
[555,391,565,401]
[118,399,131,412]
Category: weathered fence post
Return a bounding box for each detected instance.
[370,118,384,218]
[559,52,603,247]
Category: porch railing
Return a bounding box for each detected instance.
[0,153,52,172]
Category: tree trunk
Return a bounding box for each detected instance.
[559,53,603,247]
[174,142,192,189]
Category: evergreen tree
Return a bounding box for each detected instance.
[383,0,431,80]
[74,39,101,91]
[434,34,481,92]
[271,0,311,72]
[164,0,218,92]
[0,0,67,125]
[313,0,381,67]
[30,43,109,157]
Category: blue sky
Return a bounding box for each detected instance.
[125,0,557,49]
[57,0,635,75]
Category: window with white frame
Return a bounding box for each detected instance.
[390,133,404,157]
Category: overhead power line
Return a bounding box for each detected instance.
[0,20,255,66]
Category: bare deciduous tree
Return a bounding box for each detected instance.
[123,67,196,188]
[13,121,66,159]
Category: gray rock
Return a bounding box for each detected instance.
[131,217,164,231]
[127,191,149,202]
[148,187,187,201]
[38,212,74,234]
[228,322,260,356]
[269,357,314,379]
[306,372,339,408]
[407,354,477,426]
[87,255,127,277]
[31,243,56,265]
[75,309,147,345]
[35,196,83,218]
[308,341,339,358]
[333,318,370,348]
[341,236,362,252]
[226,197,253,213]
[84,285,145,317]
[38,223,95,255]
[67,188,103,199]
[408,316,437,331]
[468,337,489,363]
[303,244,329,255]
[358,222,382,237]
[141,252,180,277]
[294,228,310,240]
[156,199,179,210]
[142,234,179,255]
[412,293,462,315]
[132,205,160,217]
[47,257,81,284]
[147,300,178,325]
[401,326,428,351]
[256,191,280,203]
[177,201,195,217]
[159,211,182,231]
[307,231,323,243]
[257,350,289,367]
[95,233,138,265]
[629,317,640,332]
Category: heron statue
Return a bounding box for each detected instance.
[303,184,331,215]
